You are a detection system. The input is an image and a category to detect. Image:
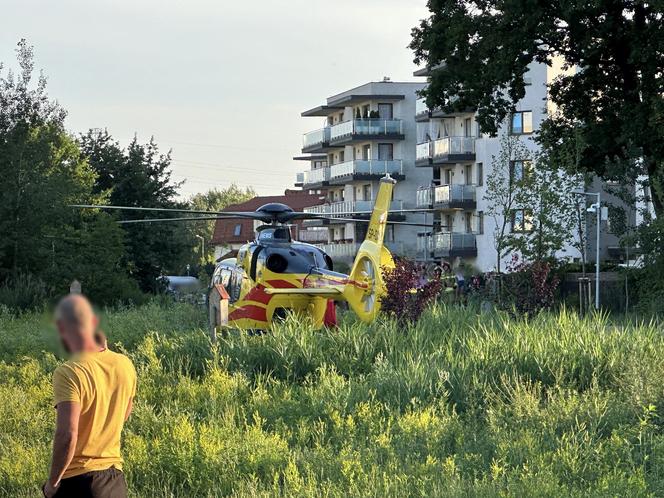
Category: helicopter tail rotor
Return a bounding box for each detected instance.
[343,176,396,322]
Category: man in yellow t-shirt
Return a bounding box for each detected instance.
[43,294,136,498]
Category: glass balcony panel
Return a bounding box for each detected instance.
[330,119,403,141]
[329,160,402,179]
[303,167,330,184]
[416,187,432,207]
[303,128,330,148]
[416,142,432,161]
[432,137,476,157]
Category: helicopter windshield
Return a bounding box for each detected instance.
[258,227,291,242]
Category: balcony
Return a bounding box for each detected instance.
[416,184,476,210]
[304,199,405,225]
[429,232,477,258]
[328,159,404,184]
[294,172,304,187]
[329,119,404,145]
[299,167,330,188]
[298,229,329,243]
[432,137,475,164]
[320,242,360,260]
[416,137,476,166]
[302,127,333,153]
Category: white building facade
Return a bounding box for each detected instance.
[414,63,583,272]
[294,80,431,262]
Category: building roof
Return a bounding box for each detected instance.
[211,190,325,246]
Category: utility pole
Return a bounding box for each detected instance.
[572,189,601,310]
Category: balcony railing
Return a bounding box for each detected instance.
[417,232,477,255]
[302,167,330,185]
[416,187,433,208]
[295,172,304,185]
[416,142,432,162]
[433,184,476,204]
[329,159,403,179]
[416,184,476,208]
[303,127,330,149]
[298,229,329,243]
[432,137,475,158]
[320,243,360,259]
[329,119,403,141]
[307,199,403,218]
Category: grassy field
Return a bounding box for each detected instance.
[1,303,664,497]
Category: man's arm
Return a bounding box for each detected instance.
[124,397,133,421]
[45,401,80,494]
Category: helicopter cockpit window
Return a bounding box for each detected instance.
[258,227,291,242]
[228,270,242,303]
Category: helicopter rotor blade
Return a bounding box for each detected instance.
[117,216,236,224]
[71,204,273,222]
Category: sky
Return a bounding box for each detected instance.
[0,0,429,198]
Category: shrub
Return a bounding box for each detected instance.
[0,274,48,312]
[381,258,442,324]
[501,254,560,314]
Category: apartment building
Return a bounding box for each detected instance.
[413,63,585,271]
[294,80,430,262]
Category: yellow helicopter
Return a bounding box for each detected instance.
[74,176,431,332]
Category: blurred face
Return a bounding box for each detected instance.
[55,296,99,354]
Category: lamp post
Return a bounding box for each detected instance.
[572,190,601,310]
[195,235,205,261]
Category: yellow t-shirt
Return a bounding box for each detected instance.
[53,349,136,479]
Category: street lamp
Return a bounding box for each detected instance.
[195,235,205,261]
[572,189,601,310]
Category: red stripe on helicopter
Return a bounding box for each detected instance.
[229,305,267,322]
[243,285,273,305]
[266,279,300,289]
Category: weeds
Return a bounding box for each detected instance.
[1,303,663,496]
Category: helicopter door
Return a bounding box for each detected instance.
[228,270,243,304]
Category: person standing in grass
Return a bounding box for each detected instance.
[43,294,136,498]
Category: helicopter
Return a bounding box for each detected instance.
[73,175,433,332]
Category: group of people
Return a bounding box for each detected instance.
[418,261,485,302]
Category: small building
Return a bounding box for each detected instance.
[211,190,325,260]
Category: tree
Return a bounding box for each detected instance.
[410,0,664,217]
[79,129,197,292]
[188,185,255,261]
[0,40,138,304]
[484,135,530,273]
[508,150,581,263]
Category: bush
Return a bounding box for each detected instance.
[381,258,442,324]
[0,274,48,312]
[501,255,560,314]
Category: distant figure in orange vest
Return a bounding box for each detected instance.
[43,294,136,498]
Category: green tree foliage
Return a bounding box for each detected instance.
[0,40,138,305]
[510,151,582,263]
[188,185,255,261]
[79,130,197,291]
[410,0,664,217]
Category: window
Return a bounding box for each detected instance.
[464,164,473,185]
[477,162,484,186]
[378,143,393,161]
[464,117,472,137]
[512,209,534,233]
[477,211,484,234]
[464,212,473,233]
[378,103,393,119]
[443,214,453,231]
[443,169,452,185]
[362,144,371,160]
[510,111,533,134]
[362,184,372,201]
[510,160,532,183]
[233,224,242,237]
[339,150,345,162]
[361,105,370,118]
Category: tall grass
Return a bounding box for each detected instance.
[1,303,663,497]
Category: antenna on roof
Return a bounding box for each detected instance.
[382,76,392,82]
